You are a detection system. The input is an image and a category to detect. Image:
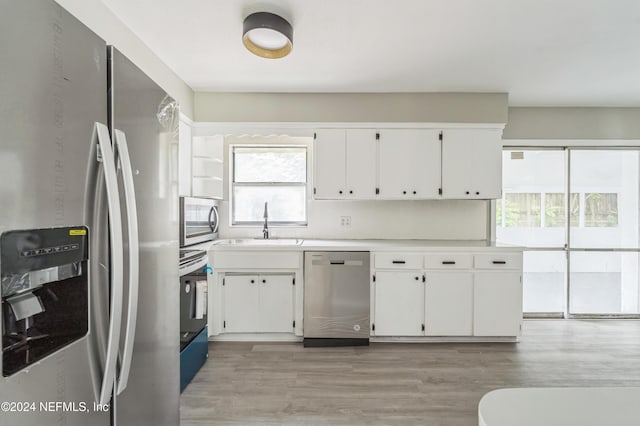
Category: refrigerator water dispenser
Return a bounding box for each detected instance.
[1,227,89,376]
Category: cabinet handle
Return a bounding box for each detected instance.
[492,261,507,265]
[476,191,480,195]
[442,261,456,265]
[465,191,470,195]
[262,279,266,283]
[414,276,419,281]
[392,260,406,264]
[349,190,353,194]
[412,191,416,195]
[402,191,407,195]
[250,279,255,283]
[339,190,343,194]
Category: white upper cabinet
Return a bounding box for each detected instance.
[345,129,377,199]
[313,129,377,199]
[178,118,192,197]
[191,135,223,199]
[314,125,503,201]
[441,129,502,199]
[378,129,441,199]
[314,129,346,199]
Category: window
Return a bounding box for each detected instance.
[504,193,541,227]
[232,146,307,225]
[544,193,580,227]
[584,193,618,227]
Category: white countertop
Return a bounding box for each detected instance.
[479,387,640,426]
[205,238,522,252]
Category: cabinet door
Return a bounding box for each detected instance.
[314,129,346,199]
[441,129,502,199]
[178,119,192,197]
[224,275,259,332]
[473,272,522,336]
[424,272,473,336]
[191,135,224,199]
[374,271,424,336]
[378,129,441,199]
[258,275,294,333]
[345,129,377,199]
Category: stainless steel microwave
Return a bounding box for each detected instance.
[179,197,219,247]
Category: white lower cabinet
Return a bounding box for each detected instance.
[374,271,424,336]
[223,274,294,333]
[223,275,259,333]
[372,250,523,339]
[424,272,473,336]
[473,271,523,337]
[257,275,295,332]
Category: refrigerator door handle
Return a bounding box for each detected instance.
[114,130,140,395]
[95,123,125,406]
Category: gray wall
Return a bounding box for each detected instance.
[504,107,640,140]
[194,92,508,124]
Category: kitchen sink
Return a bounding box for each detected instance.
[214,238,304,246]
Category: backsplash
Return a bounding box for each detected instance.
[217,199,489,240]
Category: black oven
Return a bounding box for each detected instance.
[179,197,219,247]
[179,249,208,351]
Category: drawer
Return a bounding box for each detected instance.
[474,253,522,270]
[374,253,423,269]
[424,254,473,270]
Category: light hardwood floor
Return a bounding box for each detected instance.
[180,320,640,425]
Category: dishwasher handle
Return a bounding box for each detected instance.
[313,259,364,266]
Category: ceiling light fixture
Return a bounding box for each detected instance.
[243,12,293,59]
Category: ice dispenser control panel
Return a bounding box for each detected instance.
[1,227,89,377]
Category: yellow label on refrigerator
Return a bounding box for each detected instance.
[69,229,87,236]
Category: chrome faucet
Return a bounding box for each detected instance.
[262,202,269,239]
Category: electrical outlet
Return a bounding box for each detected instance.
[340,216,352,227]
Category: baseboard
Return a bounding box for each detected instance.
[209,334,518,343]
[210,333,303,342]
[370,336,519,343]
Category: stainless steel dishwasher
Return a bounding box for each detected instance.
[303,251,370,347]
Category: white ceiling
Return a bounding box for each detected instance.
[101,0,640,106]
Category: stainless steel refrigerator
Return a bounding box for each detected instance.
[0,1,180,425]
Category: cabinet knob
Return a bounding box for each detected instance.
[349,190,353,194]
[250,279,255,284]
[262,279,266,283]
[466,191,470,195]
[412,191,416,195]
[476,191,480,195]
[339,190,343,194]
[403,191,407,195]
[414,276,419,281]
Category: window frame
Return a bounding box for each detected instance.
[230,144,308,227]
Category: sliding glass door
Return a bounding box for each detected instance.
[497,149,567,316]
[497,148,640,317]
[568,150,640,315]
